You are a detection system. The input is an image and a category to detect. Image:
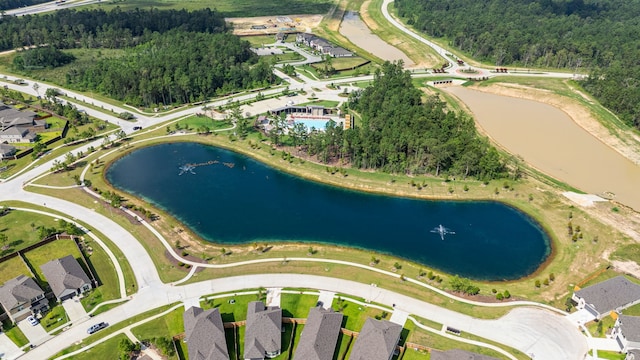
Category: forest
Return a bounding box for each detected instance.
[0,8,227,52]
[297,62,505,179]
[0,0,47,11]
[394,0,640,129]
[1,8,277,106]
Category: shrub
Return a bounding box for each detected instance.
[496,293,504,301]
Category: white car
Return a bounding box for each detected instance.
[26,316,38,326]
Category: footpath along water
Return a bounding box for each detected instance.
[446,87,640,211]
[107,142,550,280]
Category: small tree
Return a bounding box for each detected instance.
[370,256,379,265]
[496,293,504,301]
[549,273,555,281]
[503,290,511,299]
[0,233,8,250]
[543,278,550,286]
[535,279,541,288]
[393,262,402,270]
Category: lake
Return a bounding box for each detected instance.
[106,142,550,280]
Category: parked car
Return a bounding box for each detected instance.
[87,322,108,334]
[26,316,38,326]
[133,126,142,130]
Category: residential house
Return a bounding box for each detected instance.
[349,318,402,360]
[572,276,640,319]
[293,307,343,360]
[183,306,229,360]
[40,255,93,302]
[244,301,282,360]
[0,275,49,323]
[294,33,353,57]
[430,349,500,360]
[326,47,353,58]
[612,315,640,352]
[295,33,315,47]
[275,32,286,42]
[0,143,16,159]
[0,102,45,143]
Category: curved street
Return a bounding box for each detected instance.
[0,1,595,359]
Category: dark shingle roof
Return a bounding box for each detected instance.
[430,349,501,360]
[349,318,402,360]
[244,301,282,359]
[40,255,91,300]
[293,307,343,360]
[619,315,640,343]
[183,306,229,360]
[575,276,640,314]
[0,275,44,311]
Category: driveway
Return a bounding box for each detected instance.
[62,298,88,323]
[317,291,335,309]
[17,319,49,345]
[0,332,23,360]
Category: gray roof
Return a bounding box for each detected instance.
[349,318,402,360]
[183,306,229,360]
[575,276,640,314]
[0,275,45,311]
[40,255,91,300]
[0,103,37,128]
[293,307,343,360]
[244,301,282,359]
[430,349,501,360]
[327,47,353,57]
[619,315,640,343]
[0,143,16,156]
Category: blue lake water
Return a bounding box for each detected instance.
[106,142,551,280]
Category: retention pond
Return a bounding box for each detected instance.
[107,142,551,280]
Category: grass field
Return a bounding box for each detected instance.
[201,293,258,322]
[40,302,69,332]
[0,209,60,257]
[64,333,130,360]
[1,321,29,347]
[131,307,184,341]
[280,293,319,318]
[85,0,335,17]
[332,297,387,331]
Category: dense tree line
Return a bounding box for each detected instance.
[0,7,227,51]
[0,0,47,11]
[13,45,75,70]
[65,30,276,106]
[298,62,505,179]
[394,0,640,129]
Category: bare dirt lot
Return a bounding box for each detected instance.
[227,15,324,36]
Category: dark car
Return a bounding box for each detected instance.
[133,126,142,130]
[87,322,108,334]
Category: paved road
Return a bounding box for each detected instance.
[0,2,592,359]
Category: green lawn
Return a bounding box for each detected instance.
[280,293,319,318]
[40,302,69,332]
[225,327,238,360]
[64,333,130,360]
[298,99,340,108]
[332,297,387,331]
[1,321,29,347]
[272,323,294,360]
[83,0,335,17]
[586,316,616,337]
[623,302,640,316]
[22,237,84,287]
[402,348,431,360]
[176,115,233,132]
[80,237,122,312]
[0,209,61,257]
[0,256,32,284]
[201,293,259,322]
[333,332,353,360]
[589,350,625,360]
[291,323,305,354]
[131,307,184,340]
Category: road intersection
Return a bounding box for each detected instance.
[0,1,596,359]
